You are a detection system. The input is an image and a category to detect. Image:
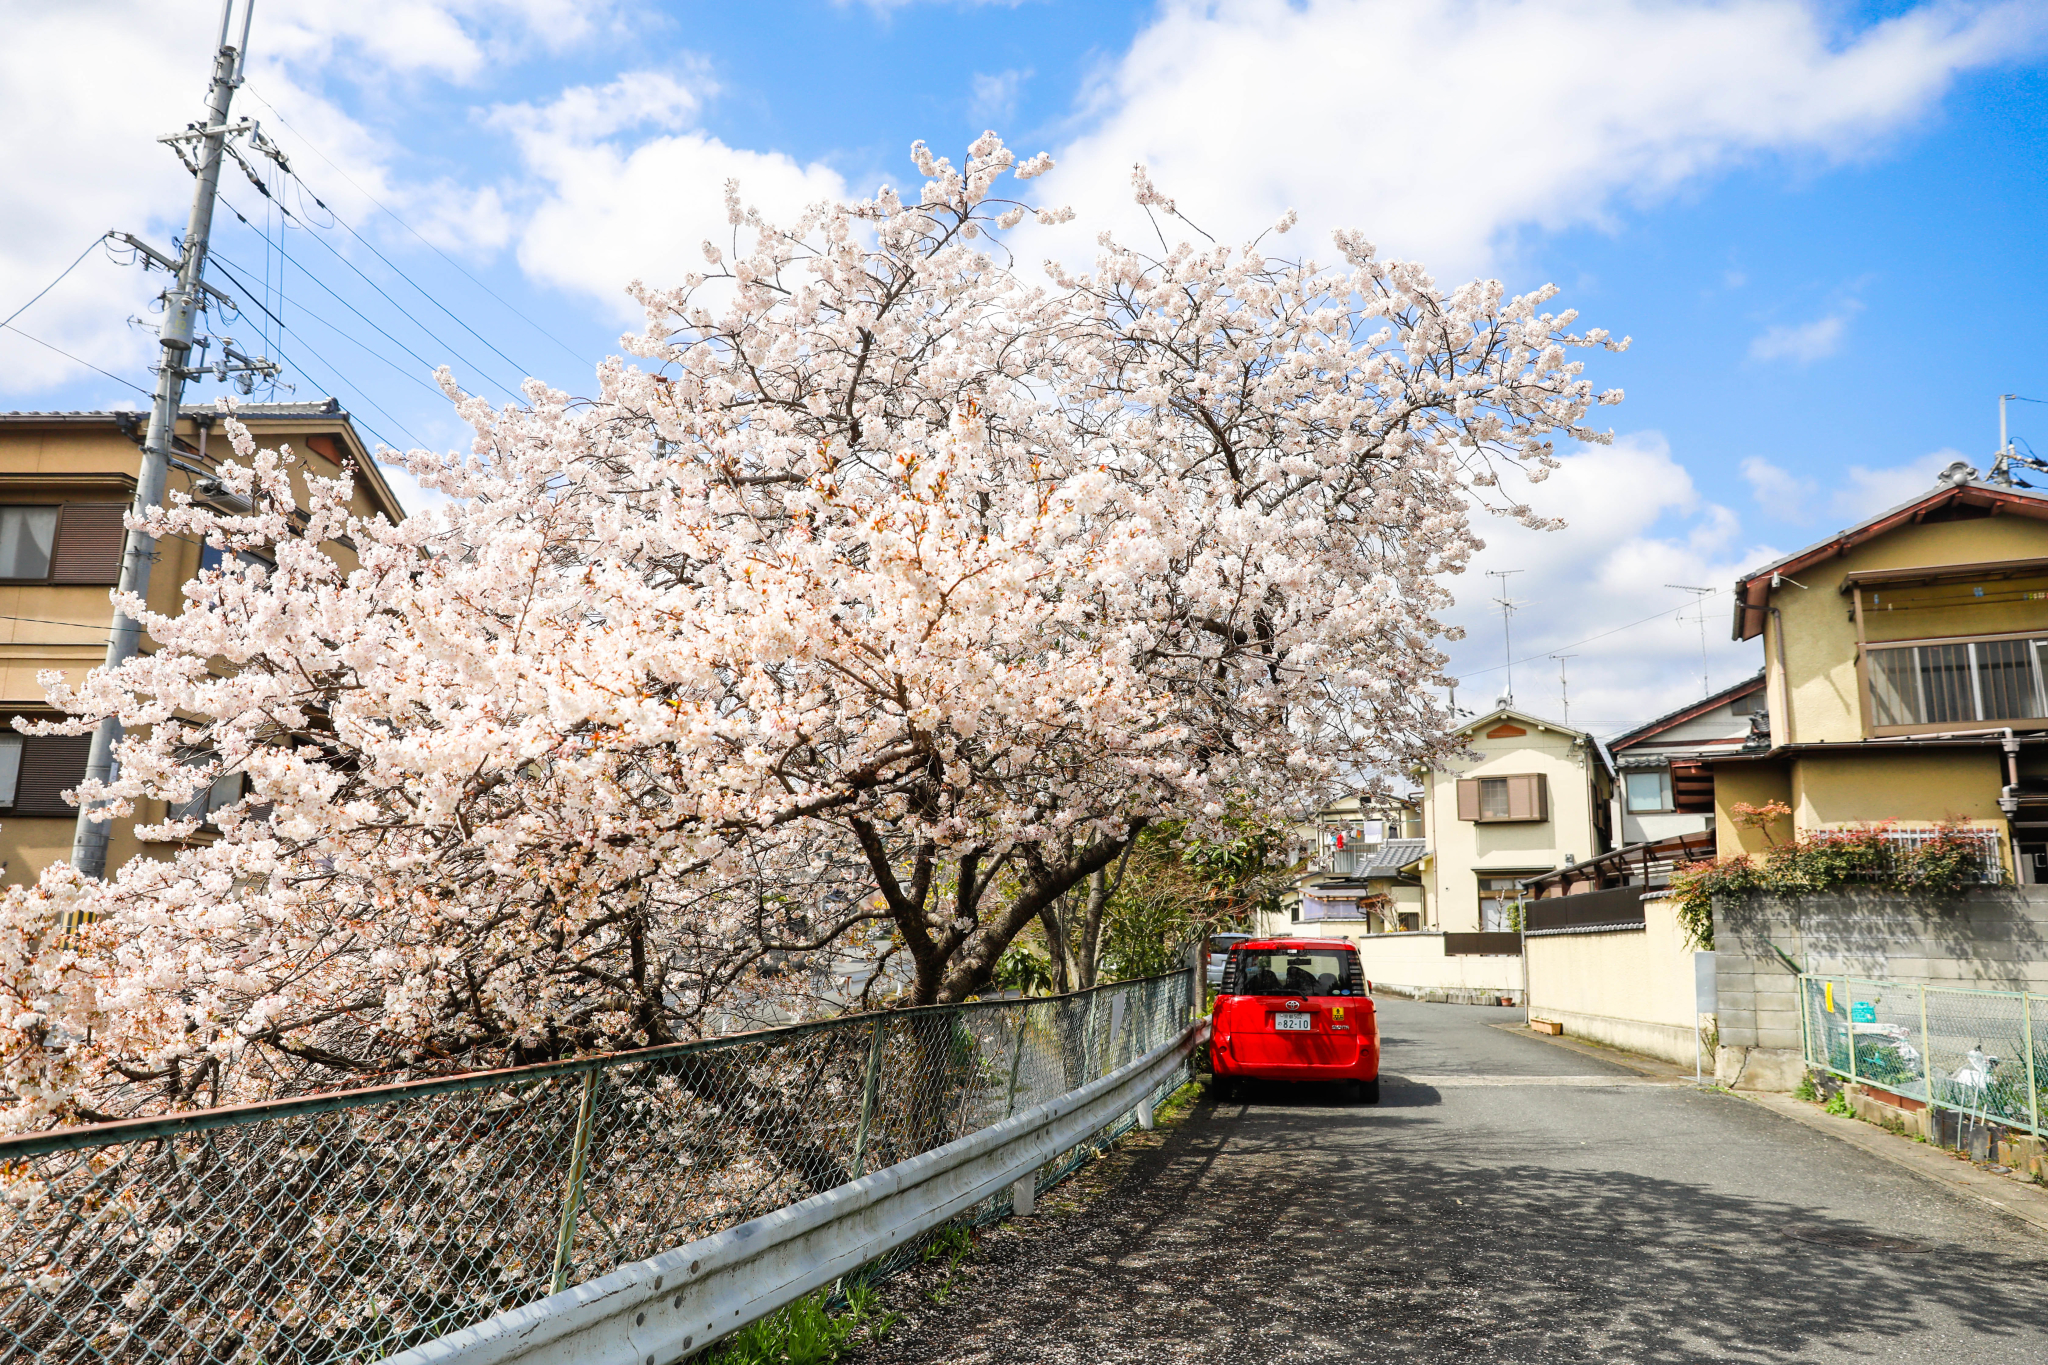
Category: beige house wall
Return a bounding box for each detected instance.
[0,410,403,887]
[1347,930,1522,996]
[1525,895,1705,1067]
[1422,715,1603,932]
[1765,517,2048,749]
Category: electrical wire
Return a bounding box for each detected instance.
[1,324,151,397]
[211,250,456,402]
[1455,589,1724,682]
[241,83,588,370]
[218,189,525,406]
[2,234,112,332]
[201,246,429,451]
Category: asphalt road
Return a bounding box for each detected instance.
[859,995,2048,1364]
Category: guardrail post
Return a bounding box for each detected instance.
[1137,1096,1155,1131]
[1010,1173,1035,1216]
[850,1015,887,1179]
[551,1068,600,1294]
[2024,990,2041,1136]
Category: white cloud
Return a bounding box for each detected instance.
[0,0,603,401]
[1740,455,1817,514]
[1749,311,1849,363]
[1448,434,1780,737]
[1831,447,1968,522]
[490,75,849,319]
[1033,0,2042,277]
[970,68,1031,125]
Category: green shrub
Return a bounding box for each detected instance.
[709,1282,898,1365]
[1669,820,1993,950]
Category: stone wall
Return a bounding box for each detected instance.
[1712,887,2048,1091]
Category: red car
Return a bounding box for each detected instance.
[1209,938,1379,1103]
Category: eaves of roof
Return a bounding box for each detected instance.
[1729,473,2048,641]
[1609,669,1765,751]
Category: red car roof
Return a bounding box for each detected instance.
[1235,938,1354,950]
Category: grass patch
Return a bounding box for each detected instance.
[708,1282,899,1365]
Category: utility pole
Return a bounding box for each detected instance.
[1666,584,1715,700]
[1485,569,1523,707]
[1550,653,1578,725]
[72,1,270,879]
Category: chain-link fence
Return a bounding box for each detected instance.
[0,969,1198,1365]
[1799,973,2045,1136]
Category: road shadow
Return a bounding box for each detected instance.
[859,1087,2048,1365]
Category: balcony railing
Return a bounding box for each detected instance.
[1866,632,2048,731]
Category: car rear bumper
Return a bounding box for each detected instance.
[1210,1038,1378,1081]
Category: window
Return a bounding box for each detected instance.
[1456,773,1549,822]
[1624,768,1673,813]
[1868,636,2048,728]
[172,763,246,828]
[1223,947,1360,997]
[199,543,275,576]
[1730,691,1767,715]
[1478,876,1526,932]
[0,732,92,816]
[0,504,126,584]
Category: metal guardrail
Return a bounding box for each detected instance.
[394,1021,1207,1365]
[0,969,1199,1365]
[1798,973,2045,1137]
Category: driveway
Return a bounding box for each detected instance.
[858,995,2048,1364]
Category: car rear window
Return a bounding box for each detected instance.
[1223,948,1360,996]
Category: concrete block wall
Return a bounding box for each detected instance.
[1713,887,2048,1091]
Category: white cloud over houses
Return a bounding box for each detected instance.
[1031,0,2042,277]
[1749,311,1851,364]
[1446,434,1782,738]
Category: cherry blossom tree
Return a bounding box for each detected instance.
[0,134,1622,1129]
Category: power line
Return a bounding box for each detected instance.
[2,234,112,332]
[1,323,150,396]
[202,251,428,451]
[241,83,588,370]
[216,191,523,405]
[1456,588,1728,682]
[211,249,455,402]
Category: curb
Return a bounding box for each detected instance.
[1494,1020,2048,1240]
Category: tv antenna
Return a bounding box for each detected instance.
[1550,653,1578,725]
[1486,569,1523,707]
[1667,585,1715,698]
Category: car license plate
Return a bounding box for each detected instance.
[1274,1013,1311,1031]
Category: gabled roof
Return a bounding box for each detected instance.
[1731,466,2048,640]
[1452,705,1589,742]
[1609,670,1765,751]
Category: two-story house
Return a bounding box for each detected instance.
[1718,461,2048,878]
[1288,792,1427,933]
[1420,706,1616,930]
[1608,670,1765,846]
[0,401,405,886]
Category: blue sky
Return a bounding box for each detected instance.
[4,0,2046,736]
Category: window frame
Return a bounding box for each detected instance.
[1859,627,2048,736]
[1455,772,1550,823]
[1623,767,1675,814]
[0,501,128,586]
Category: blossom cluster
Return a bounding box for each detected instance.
[0,134,1621,1128]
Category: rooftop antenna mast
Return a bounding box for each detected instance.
[1550,653,1578,725]
[1485,569,1523,707]
[72,0,276,880]
[1667,585,1715,699]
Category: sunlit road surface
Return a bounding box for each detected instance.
[860,995,2048,1365]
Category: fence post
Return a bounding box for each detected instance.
[1002,1005,1031,1119]
[1919,984,1935,1113]
[550,1068,600,1294]
[1844,980,1858,1087]
[850,1015,887,1179]
[2024,990,2041,1136]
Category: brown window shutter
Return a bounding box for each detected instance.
[1505,774,1533,821]
[1671,762,1714,814]
[1456,779,1479,821]
[1533,772,1550,820]
[48,504,127,584]
[12,735,91,816]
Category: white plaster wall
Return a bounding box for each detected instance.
[1423,716,1601,932]
[1525,895,1705,1066]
